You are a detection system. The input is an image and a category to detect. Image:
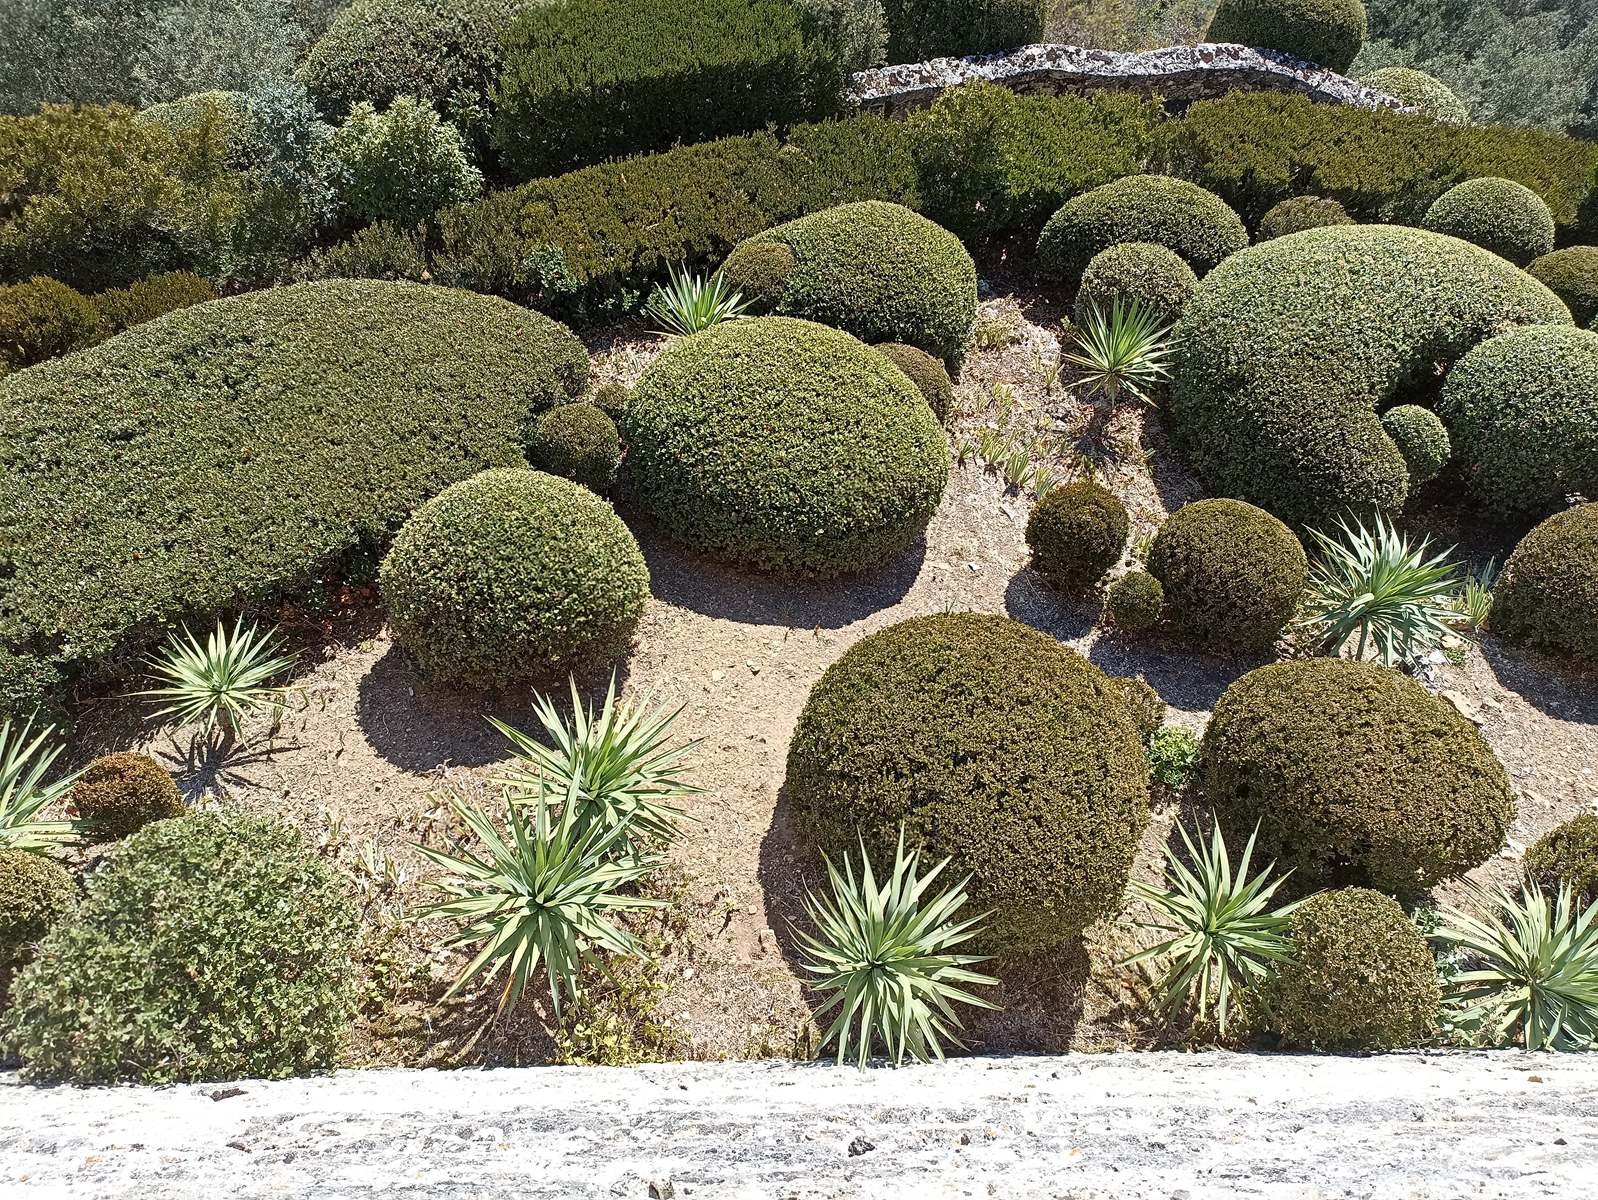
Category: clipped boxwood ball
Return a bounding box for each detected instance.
[1380,404,1450,486]
[1438,326,1598,518]
[586,383,630,421]
[1206,0,1368,74]
[1421,178,1557,266]
[380,468,649,681]
[1256,194,1353,240]
[1204,659,1516,894]
[720,241,797,315]
[786,613,1150,952]
[1490,502,1598,660]
[1038,175,1249,279]
[874,342,955,423]
[1528,246,1598,328]
[0,850,75,967]
[1147,499,1305,651]
[1025,480,1130,593]
[1073,242,1199,326]
[528,403,622,492]
[0,276,100,370]
[722,202,977,360]
[1525,815,1598,903]
[1106,570,1165,633]
[71,752,183,840]
[1361,66,1468,122]
[624,318,948,575]
[1271,888,1440,1051]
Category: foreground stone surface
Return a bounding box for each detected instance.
[2,1051,1594,1198]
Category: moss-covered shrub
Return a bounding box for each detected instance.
[1168,225,1571,527]
[1025,481,1130,593]
[1106,570,1165,633]
[1271,888,1440,1051]
[873,342,955,422]
[1527,246,1598,328]
[1420,177,1557,266]
[1360,66,1468,123]
[786,612,1150,952]
[1147,500,1305,651]
[1489,502,1598,660]
[0,276,99,370]
[527,404,622,492]
[1038,174,1249,279]
[1380,404,1451,486]
[1525,815,1598,904]
[720,241,797,314]
[722,202,976,360]
[1438,326,1598,518]
[1205,0,1367,74]
[1204,659,1516,894]
[91,271,216,336]
[1073,242,1198,326]
[623,317,947,575]
[71,753,184,840]
[1256,194,1353,240]
[380,468,648,682]
[881,0,1047,62]
[1,811,357,1084]
[0,851,75,969]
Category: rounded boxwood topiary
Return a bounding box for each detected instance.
[873,342,955,423]
[1256,194,1353,241]
[1271,888,1440,1051]
[91,271,216,337]
[1147,499,1306,651]
[380,468,649,682]
[1203,659,1516,894]
[0,811,357,1084]
[720,241,797,315]
[71,753,183,840]
[1360,66,1468,123]
[1073,242,1199,326]
[1490,502,1598,660]
[1421,177,1557,266]
[624,317,948,576]
[1025,481,1130,592]
[0,276,100,370]
[1438,326,1598,518]
[722,202,977,361]
[1105,569,1165,633]
[1205,0,1368,74]
[586,382,630,422]
[1169,225,1571,527]
[527,403,622,492]
[1380,404,1451,486]
[1525,815,1598,903]
[786,613,1150,953]
[1527,246,1598,328]
[1038,175,1249,279]
[0,850,75,968]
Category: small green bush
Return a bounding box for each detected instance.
[1490,502,1598,660]
[1025,481,1130,593]
[328,96,482,226]
[873,342,955,422]
[0,850,74,969]
[1271,888,1440,1051]
[1073,242,1198,326]
[881,0,1046,62]
[1105,569,1165,633]
[785,612,1150,953]
[1360,66,1468,123]
[1527,246,1598,328]
[71,753,184,841]
[1205,0,1368,74]
[527,404,622,492]
[1524,815,1598,904]
[720,241,797,314]
[1203,659,1516,894]
[1147,499,1306,651]
[1420,177,1557,266]
[295,222,431,283]
[0,276,99,370]
[91,271,216,336]
[1255,194,1352,240]
[1037,174,1249,279]
[1,811,357,1084]
[1146,725,1198,790]
[380,468,649,682]
[587,383,630,421]
[1380,404,1451,487]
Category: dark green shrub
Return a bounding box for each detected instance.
[1205,0,1367,74]
[873,342,955,422]
[1113,674,1166,741]
[527,404,622,492]
[1524,815,1598,904]
[297,223,431,285]
[1271,888,1440,1051]
[1025,481,1130,593]
[1203,659,1516,894]
[1168,225,1571,527]
[71,753,184,840]
[91,271,216,335]
[724,201,976,360]
[380,468,648,682]
[1,811,357,1084]
[0,280,588,718]
[1073,242,1198,326]
[0,276,99,370]
[1380,404,1450,487]
[1106,569,1164,632]
[1421,177,1557,266]
[785,612,1150,952]
[624,317,947,574]
[0,851,74,969]
[1438,326,1598,518]
[720,241,797,314]
[327,97,482,226]
[1528,246,1598,328]
[1490,502,1598,660]
[587,383,630,422]
[1037,174,1249,279]
[1147,499,1305,651]
[1256,194,1352,240]
[881,0,1047,62]
[1360,66,1468,123]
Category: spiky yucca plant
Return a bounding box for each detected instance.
[0,715,80,853]
[1063,298,1176,405]
[139,617,296,738]
[645,264,751,336]
[1450,559,1498,634]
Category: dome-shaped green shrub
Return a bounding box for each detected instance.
[719,241,797,315]
[1256,194,1353,241]
[1527,246,1598,328]
[786,613,1150,953]
[1105,570,1164,633]
[1073,242,1199,326]
[1490,502,1598,660]
[587,382,630,421]
[1360,66,1468,122]
[1203,659,1516,893]
[1525,815,1598,903]
[1380,404,1451,486]
[1147,499,1306,651]
[0,276,100,370]
[71,753,183,840]
[1169,225,1571,526]
[380,468,649,682]
[91,271,216,336]
[1,811,357,1084]
[1438,326,1598,517]
[1038,175,1249,279]
[1421,178,1557,266]
[0,851,75,968]
[873,342,955,423]
[624,317,948,575]
[1271,888,1440,1051]
[1206,0,1368,74]
[527,403,622,492]
[721,202,977,361]
[1025,481,1129,592]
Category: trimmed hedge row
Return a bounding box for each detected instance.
[881,0,1047,64]
[1,272,216,372]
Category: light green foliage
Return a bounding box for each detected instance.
[1146,725,1198,790]
[0,716,79,854]
[527,403,622,493]
[1489,502,1598,660]
[1360,65,1469,121]
[1421,176,1556,265]
[1038,174,1249,278]
[645,266,753,336]
[138,618,296,740]
[1073,242,1199,326]
[795,0,886,74]
[296,221,430,283]
[1206,0,1368,74]
[0,849,74,967]
[91,271,216,335]
[1380,404,1451,485]
[1063,298,1177,404]
[328,96,482,226]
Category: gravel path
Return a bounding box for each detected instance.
[3,1052,1595,1198]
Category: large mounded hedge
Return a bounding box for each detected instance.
[1168,225,1571,527]
[1037,174,1248,278]
[0,280,589,717]
[1205,0,1367,74]
[1420,177,1557,267]
[786,612,1150,953]
[1490,502,1598,660]
[624,317,947,575]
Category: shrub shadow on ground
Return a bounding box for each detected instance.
[1002,566,1099,642]
[1480,638,1598,723]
